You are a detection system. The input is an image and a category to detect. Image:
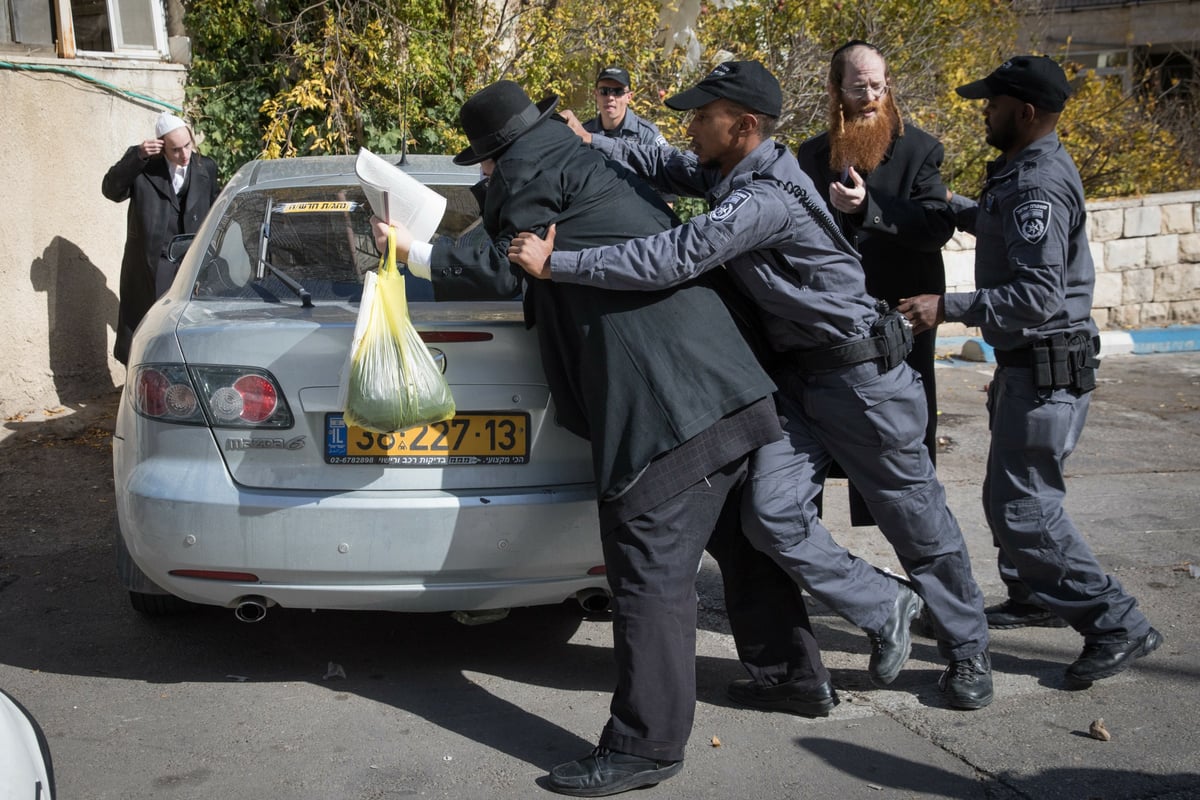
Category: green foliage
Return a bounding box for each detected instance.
[501,0,688,128]
[184,0,1198,197]
[187,0,503,179]
[691,0,1019,189]
[184,0,290,179]
[1057,66,1193,198]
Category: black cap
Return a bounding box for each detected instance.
[956,55,1072,112]
[665,60,782,117]
[596,66,630,87]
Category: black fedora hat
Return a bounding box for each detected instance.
[454,81,560,166]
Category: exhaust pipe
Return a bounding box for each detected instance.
[575,588,612,614]
[234,595,269,623]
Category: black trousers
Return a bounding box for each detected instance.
[597,456,828,762]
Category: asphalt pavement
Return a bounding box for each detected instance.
[0,350,1198,800]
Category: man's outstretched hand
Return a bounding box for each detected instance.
[508,224,556,280]
[896,294,945,335]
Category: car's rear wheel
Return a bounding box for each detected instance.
[128,590,195,616]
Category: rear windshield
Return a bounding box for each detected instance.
[192,184,484,303]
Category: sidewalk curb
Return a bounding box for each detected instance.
[938,325,1200,363]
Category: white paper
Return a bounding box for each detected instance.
[355,148,447,244]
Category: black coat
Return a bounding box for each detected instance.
[798,124,955,522]
[797,125,954,305]
[102,146,220,363]
[430,118,776,497]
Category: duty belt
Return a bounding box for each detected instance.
[993,336,1101,367]
[786,311,914,373]
[994,333,1100,393]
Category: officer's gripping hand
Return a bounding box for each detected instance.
[896,294,944,336]
[508,224,556,280]
[557,111,592,145]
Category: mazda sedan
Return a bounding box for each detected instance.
[112,154,609,622]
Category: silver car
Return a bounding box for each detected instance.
[112,154,609,622]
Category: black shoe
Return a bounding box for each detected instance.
[868,582,924,687]
[727,678,839,717]
[546,746,682,797]
[1066,628,1163,686]
[985,600,1068,629]
[938,650,994,710]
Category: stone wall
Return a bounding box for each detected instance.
[939,190,1200,337]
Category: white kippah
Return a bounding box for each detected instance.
[155,112,187,138]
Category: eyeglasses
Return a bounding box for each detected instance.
[841,83,888,100]
[596,86,628,98]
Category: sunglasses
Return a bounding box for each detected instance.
[596,86,628,98]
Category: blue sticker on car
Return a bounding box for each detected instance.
[326,414,348,456]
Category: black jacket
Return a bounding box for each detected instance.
[797,125,954,305]
[430,118,776,496]
[102,146,220,363]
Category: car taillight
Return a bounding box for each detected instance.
[134,366,204,424]
[131,364,293,429]
[210,375,278,423]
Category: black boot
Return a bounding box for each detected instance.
[867,582,924,686]
[1066,628,1163,687]
[985,599,1067,629]
[938,650,994,710]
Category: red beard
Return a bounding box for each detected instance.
[828,100,900,176]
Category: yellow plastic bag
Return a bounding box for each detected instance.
[341,228,455,433]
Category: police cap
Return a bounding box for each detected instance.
[665,60,782,117]
[596,67,630,87]
[956,55,1072,112]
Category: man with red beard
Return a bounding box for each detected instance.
[798,40,956,526]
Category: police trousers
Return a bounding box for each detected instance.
[744,359,989,661]
[985,366,1150,642]
[598,457,828,762]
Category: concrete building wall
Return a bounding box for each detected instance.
[941,189,1200,337]
[1026,2,1200,54]
[0,55,184,419]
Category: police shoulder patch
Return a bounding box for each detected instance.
[710,188,753,222]
[1013,199,1052,244]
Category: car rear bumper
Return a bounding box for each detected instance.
[114,438,606,613]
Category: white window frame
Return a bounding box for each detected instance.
[53,0,168,59]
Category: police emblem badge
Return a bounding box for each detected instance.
[710,188,752,222]
[1013,200,1052,244]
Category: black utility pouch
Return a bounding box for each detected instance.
[1033,334,1072,389]
[1069,334,1099,394]
[1051,339,1071,386]
[1032,343,1054,388]
[873,310,914,370]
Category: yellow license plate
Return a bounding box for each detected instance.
[325,412,529,466]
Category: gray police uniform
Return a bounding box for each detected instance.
[551,136,990,662]
[945,132,1151,642]
[582,107,669,147]
[582,108,675,205]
